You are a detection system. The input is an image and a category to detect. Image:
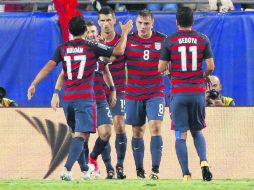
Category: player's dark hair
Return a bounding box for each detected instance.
[137,9,154,20]
[86,20,96,27]
[98,6,115,19]
[68,16,87,37]
[176,7,194,27]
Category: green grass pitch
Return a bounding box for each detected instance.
[0,179,254,190]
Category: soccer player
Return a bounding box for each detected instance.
[51,21,117,179]
[27,15,133,181]
[124,10,166,179]
[97,6,127,179]
[159,7,214,181]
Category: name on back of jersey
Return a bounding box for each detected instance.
[178,37,197,44]
[66,47,84,54]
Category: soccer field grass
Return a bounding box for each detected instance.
[0,180,253,190]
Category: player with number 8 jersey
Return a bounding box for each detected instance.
[124,10,166,180]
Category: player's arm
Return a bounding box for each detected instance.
[112,20,133,56]
[27,46,61,100]
[27,60,57,100]
[159,37,171,72]
[90,21,132,58]
[102,65,116,108]
[51,70,64,111]
[204,58,215,78]
[203,37,215,79]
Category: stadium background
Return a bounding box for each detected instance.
[0,11,254,106]
[0,107,253,179]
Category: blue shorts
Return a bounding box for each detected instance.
[110,95,125,117]
[170,93,206,132]
[62,100,96,133]
[96,99,112,127]
[125,96,165,126]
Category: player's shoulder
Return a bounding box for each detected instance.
[165,32,180,41]
[195,31,210,41]
[61,39,88,47]
[154,31,167,38]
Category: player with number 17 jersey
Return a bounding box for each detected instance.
[51,39,113,132]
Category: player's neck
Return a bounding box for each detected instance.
[102,31,116,42]
[178,26,192,31]
[73,35,84,40]
[138,31,153,39]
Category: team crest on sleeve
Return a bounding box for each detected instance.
[155,42,161,50]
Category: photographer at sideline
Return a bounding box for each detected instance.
[0,87,17,107]
[206,75,235,106]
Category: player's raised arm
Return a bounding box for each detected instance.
[112,20,133,56]
[27,60,57,100]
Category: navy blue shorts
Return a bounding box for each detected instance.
[170,94,206,132]
[110,95,125,117]
[125,96,165,126]
[62,100,96,133]
[96,99,112,127]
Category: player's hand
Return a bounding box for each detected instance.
[163,64,170,76]
[27,84,36,100]
[51,93,60,111]
[205,75,212,90]
[96,34,105,43]
[109,91,117,108]
[119,20,133,35]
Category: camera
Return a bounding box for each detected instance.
[207,89,220,100]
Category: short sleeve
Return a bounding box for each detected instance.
[88,41,113,58]
[160,37,171,61]
[51,46,62,64]
[204,36,213,59]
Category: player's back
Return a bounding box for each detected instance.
[125,31,166,100]
[167,30,212,94]
[59,39,97,102]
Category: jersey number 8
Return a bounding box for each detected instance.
[143,50,150,60]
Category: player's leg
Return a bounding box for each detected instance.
[146,97,165,179]
[77,134,91,178]
[95,100,114,179]
[111,96,127,179]
[89,124,112,173]
[126,99,146,179]
[189,94,212,181]
[61,101,96,181]
[171,95,191,181]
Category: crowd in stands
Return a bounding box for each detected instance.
[0,0,254,12]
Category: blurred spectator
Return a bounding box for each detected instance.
[147,3,178,11]
[0,87,17,107]
[182,0,235,12]
[205,76,235,107]
[91,0,108,11]
[242,3,254,11]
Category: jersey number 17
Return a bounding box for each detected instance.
[64,55,87,80]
